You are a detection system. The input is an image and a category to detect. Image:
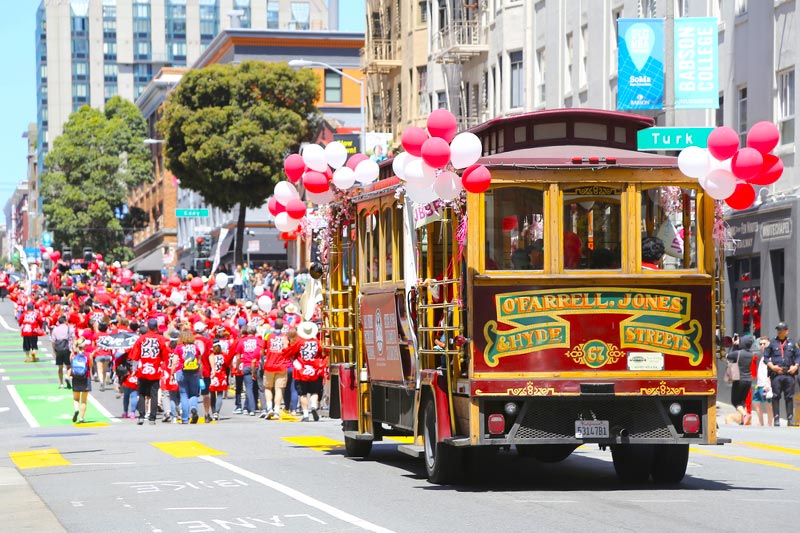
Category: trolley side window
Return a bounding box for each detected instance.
[484,186,545,270]
[641,186,698,270]
[562,186,622,270]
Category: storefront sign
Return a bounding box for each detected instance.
[760,219,792,241]
[728,208,792,255]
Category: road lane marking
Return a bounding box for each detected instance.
[88,394,120,423]
[283,436,343,451]
[0,315,17,331]
[151,441,227,458]
[691,447,800,471]
[7,385,39,428]
[734,442,800,456]
[164,507,228,511]
[71,462,135,466]
[200,454,394,533]
[10,449,71,469]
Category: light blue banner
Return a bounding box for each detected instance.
[617,18,664,110]
[674,17,719,109]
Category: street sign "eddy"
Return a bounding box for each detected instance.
[637,127,713,151]
[175,209,209,218]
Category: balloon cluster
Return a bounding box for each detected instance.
[678,121,783,210]
[270,141,381,233]
[393,109,490,204]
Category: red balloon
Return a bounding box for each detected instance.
[401,127,429,157]
[725,182,756,210]
[420,137,451,169]
[50,251,61,261]
[283,153,306,183]
[747,154,784,185]
[731,147,764,180]
[268,196,286,216]
[461,164,491,193]
[346,153,369,171]
[746,121,780,155]
[95,253,103,262]
[302,171,329,194]
[427,109,458,143]
[707,126,739,161]
[169,275,181,287]
[190,277,204,292]
[39,246,46,253]
[285,198,307,219]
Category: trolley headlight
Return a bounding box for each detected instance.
[504,402,519,417]
[669,402,682,416]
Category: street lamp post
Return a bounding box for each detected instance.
[288,59,366,153]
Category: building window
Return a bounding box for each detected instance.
[778,69,795,145]
[611,8,622,74]
[716,93,724,126]
[536,47,546,105]
[437,90,447,109]
[325,70,342,103]
[171,41,187,62]
[73,38,88,59]
[234,0,251,27]
[71,16,88,33]
[482,70,488,112]
[72,62,88,79]
[133,1,150,18]
[73,84,88,98]
[565,32,573,93]
[639,0,656,18]
[677,0,689,17]
[104,63,118,82]
[419,0,428,24]
[735,0,748,17]
[290,2,310,30]
[737,86,747,147]
[267,1,279,29]
[200,0,218,41]
[105,83,118,99]
[510,50,523,108]
[580,24,588,88]
[103,41,117,60]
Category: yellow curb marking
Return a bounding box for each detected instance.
[283,436,343,451]
[734,442,800,456]
[151,441,226,458]
[10,449,71,469]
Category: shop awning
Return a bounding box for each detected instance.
[126,248,164,272]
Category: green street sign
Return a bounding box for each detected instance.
[637,127,713,151]
[175,208,209,218]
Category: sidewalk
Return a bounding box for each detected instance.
[0,466,65,532]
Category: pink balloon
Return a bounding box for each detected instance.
[346,153,369,171]
[169,275,181,287]
[190,277,204,292]
[730,147,764,180]
[285,198,306,219]
[302,171,329,194]
[461,164,491,193]
[50,251,61,261]
[707,126,739,161]
[401,127,429,157]
[283,154,306,183]
[725,183,756,210]
[746,121,780,155]
[420,137,451,169]
[268,197,285,216]
[426,109,458,143]
[747,154,784,185]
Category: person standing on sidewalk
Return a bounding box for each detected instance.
[19,302,44,363]
[763,322,799,426]
[50,315,74,389]
[128,318,170,425]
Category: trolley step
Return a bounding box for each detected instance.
[397,444,424,458]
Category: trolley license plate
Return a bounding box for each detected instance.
[575,420,609,439]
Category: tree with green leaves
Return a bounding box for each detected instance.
[159,61,320,266]
[40,96,152,261]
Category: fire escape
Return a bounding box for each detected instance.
[363,0,402,136]
[431,1,489,130]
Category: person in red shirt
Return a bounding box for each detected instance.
[92,322,114,391]
[160,332,180,423]
[19,302,44,363]
[193,321,214,422]
[263,319,289,419]
[128,318,171,424]
[284,321,325,422]
[208,340,232,421]
[232,325,264,415]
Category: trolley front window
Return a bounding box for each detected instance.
[484,186,545,270]
[641,186,698,270]
[562,186,622,270]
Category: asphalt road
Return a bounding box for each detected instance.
[0,300,798,533]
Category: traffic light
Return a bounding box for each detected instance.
[83,247,94,263]
[62,247,72,262]
[196,235,212,258]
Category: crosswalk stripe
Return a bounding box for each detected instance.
[9,449,71,469]
[151,441,226,458]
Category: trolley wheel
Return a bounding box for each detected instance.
[423,400,458,484]
[611,444,654,483]
[344,435,373,459]
[651,444,689,484]
[516,444,577,463]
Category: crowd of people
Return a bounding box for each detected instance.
[9,257,326,425]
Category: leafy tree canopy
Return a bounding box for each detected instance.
[40,96,152,261]
[159,61,320,264]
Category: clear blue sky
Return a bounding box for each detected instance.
[0,1,365,216]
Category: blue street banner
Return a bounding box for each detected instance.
[617,18,664,110]
[674,17,718,109]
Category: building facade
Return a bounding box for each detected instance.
[365,0,798,336]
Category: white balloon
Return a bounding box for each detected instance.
[302,143,328,172]
[405,159,436,189]
[257,294,273,312]
[392,152,409,179]
[677,146,710,179]
[215,272,229,290]
[332,167,356,190]
[170,290,184,305]
[275,212,302,232]
[274,181,299,206]
[46,246,54,254]
[704,168,737,200]
[254,285,264,297]
[405,182,439,205]
[43,252,50,260]
[324,141,348,170]
[449,132,482,169]
[307,188,335,205]
[710,156,732,172]
[355,159,380,184]
[433,171,463,202]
